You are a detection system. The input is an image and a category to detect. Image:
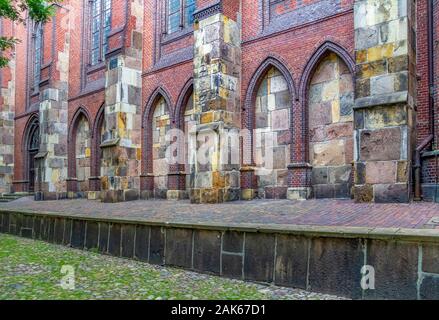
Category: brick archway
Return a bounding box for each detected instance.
[67,107,92,193]
[141,87,173,197]
[22,114,40,193]
[299,41,356,199]
[243,56,297,199]
[299,41,356,164]
[89,104,105,192]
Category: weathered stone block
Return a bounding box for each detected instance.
[193,230,221,274]
[53,218,65,244]
[309,237,364,299]
[355,27,379,50]
[422,244,439,274]
[166,228,193,268]
[314,184,335,199]
[365,161,396,184]
[98,222,109,253]
[312,140,346,166]
[63,219,72,246]
[355,79,370,99]
[397,161,408,183]
[71,220,86,249]
[241,188,255,201]
[329,165,352,184]
[365,240,418,300]
[85,221,99,250]
[108,224,121,256]
[275,235,309,289]
[370,74,395,96]
[360,128,401,161]
[354,184,374,203]
[334,183,351,199]
[374,183,409,203]
[312,167,328,185]
[223,231,244,253]
[420,276,439,300]
[121,224,135,258]
[364,105,407,129]
[356,59,386,79]
[134,225,150,261]
[149,227,165,265]
[287,187,312,200]
[0,213,9,234]
[244,233,275,282]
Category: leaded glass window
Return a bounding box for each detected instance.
[33,23,42,90]
[90,0,112,65]
[167,0,196,34]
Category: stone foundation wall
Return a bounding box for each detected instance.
[353,0,417,203]
[2,209,439,299]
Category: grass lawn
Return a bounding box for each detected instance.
[0,234,342,300]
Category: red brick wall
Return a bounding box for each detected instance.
[6,0,439,196]
[419,0,439,189]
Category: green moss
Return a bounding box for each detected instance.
[0,234,273,300]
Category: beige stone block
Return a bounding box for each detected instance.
[365,161,397,184]
[332,100,341,123]
[322,80,339,101]
[267,94,276,111]
[312,140,346,166]
[241,188,255,201]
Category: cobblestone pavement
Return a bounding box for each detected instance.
[0,234,346,300]
[1,197,439,229]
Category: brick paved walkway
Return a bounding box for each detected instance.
[1,197,439,229]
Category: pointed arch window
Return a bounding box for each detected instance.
[33,23,43,90]
[167,0,196,34]
[90,0,112,66]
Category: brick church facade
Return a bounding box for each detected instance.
[0,0,438,204]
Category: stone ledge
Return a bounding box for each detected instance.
[354,91,409,109]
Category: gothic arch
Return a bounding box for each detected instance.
[243,56,297,166]
[298,41,355,163]
[174,78,194,130]
[22,113,40,191]
[142,87,173,176]
[68,106,92,182]
[91,104,105,179]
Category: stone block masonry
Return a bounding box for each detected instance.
[101,55,143,203]
[1,0,438,204]
[100,0,144,203]
[190,7,242,204]
[34,6,71,200]
[0,19,15,195]
[2,209,439,300]
[353,0,417,203]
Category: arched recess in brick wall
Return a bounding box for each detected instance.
[22,113,40,192]
[244,57,297,199]
[68,107,92,193]
[299,41,355,199]
[175,79,194,192]
[90,104,105,191]
[143,87,173,198]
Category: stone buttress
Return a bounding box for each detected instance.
[0,20,15,195]
[100,0,143,203]
[190,3,242,204]
[353,0,417,203]
[34,7,70,201]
